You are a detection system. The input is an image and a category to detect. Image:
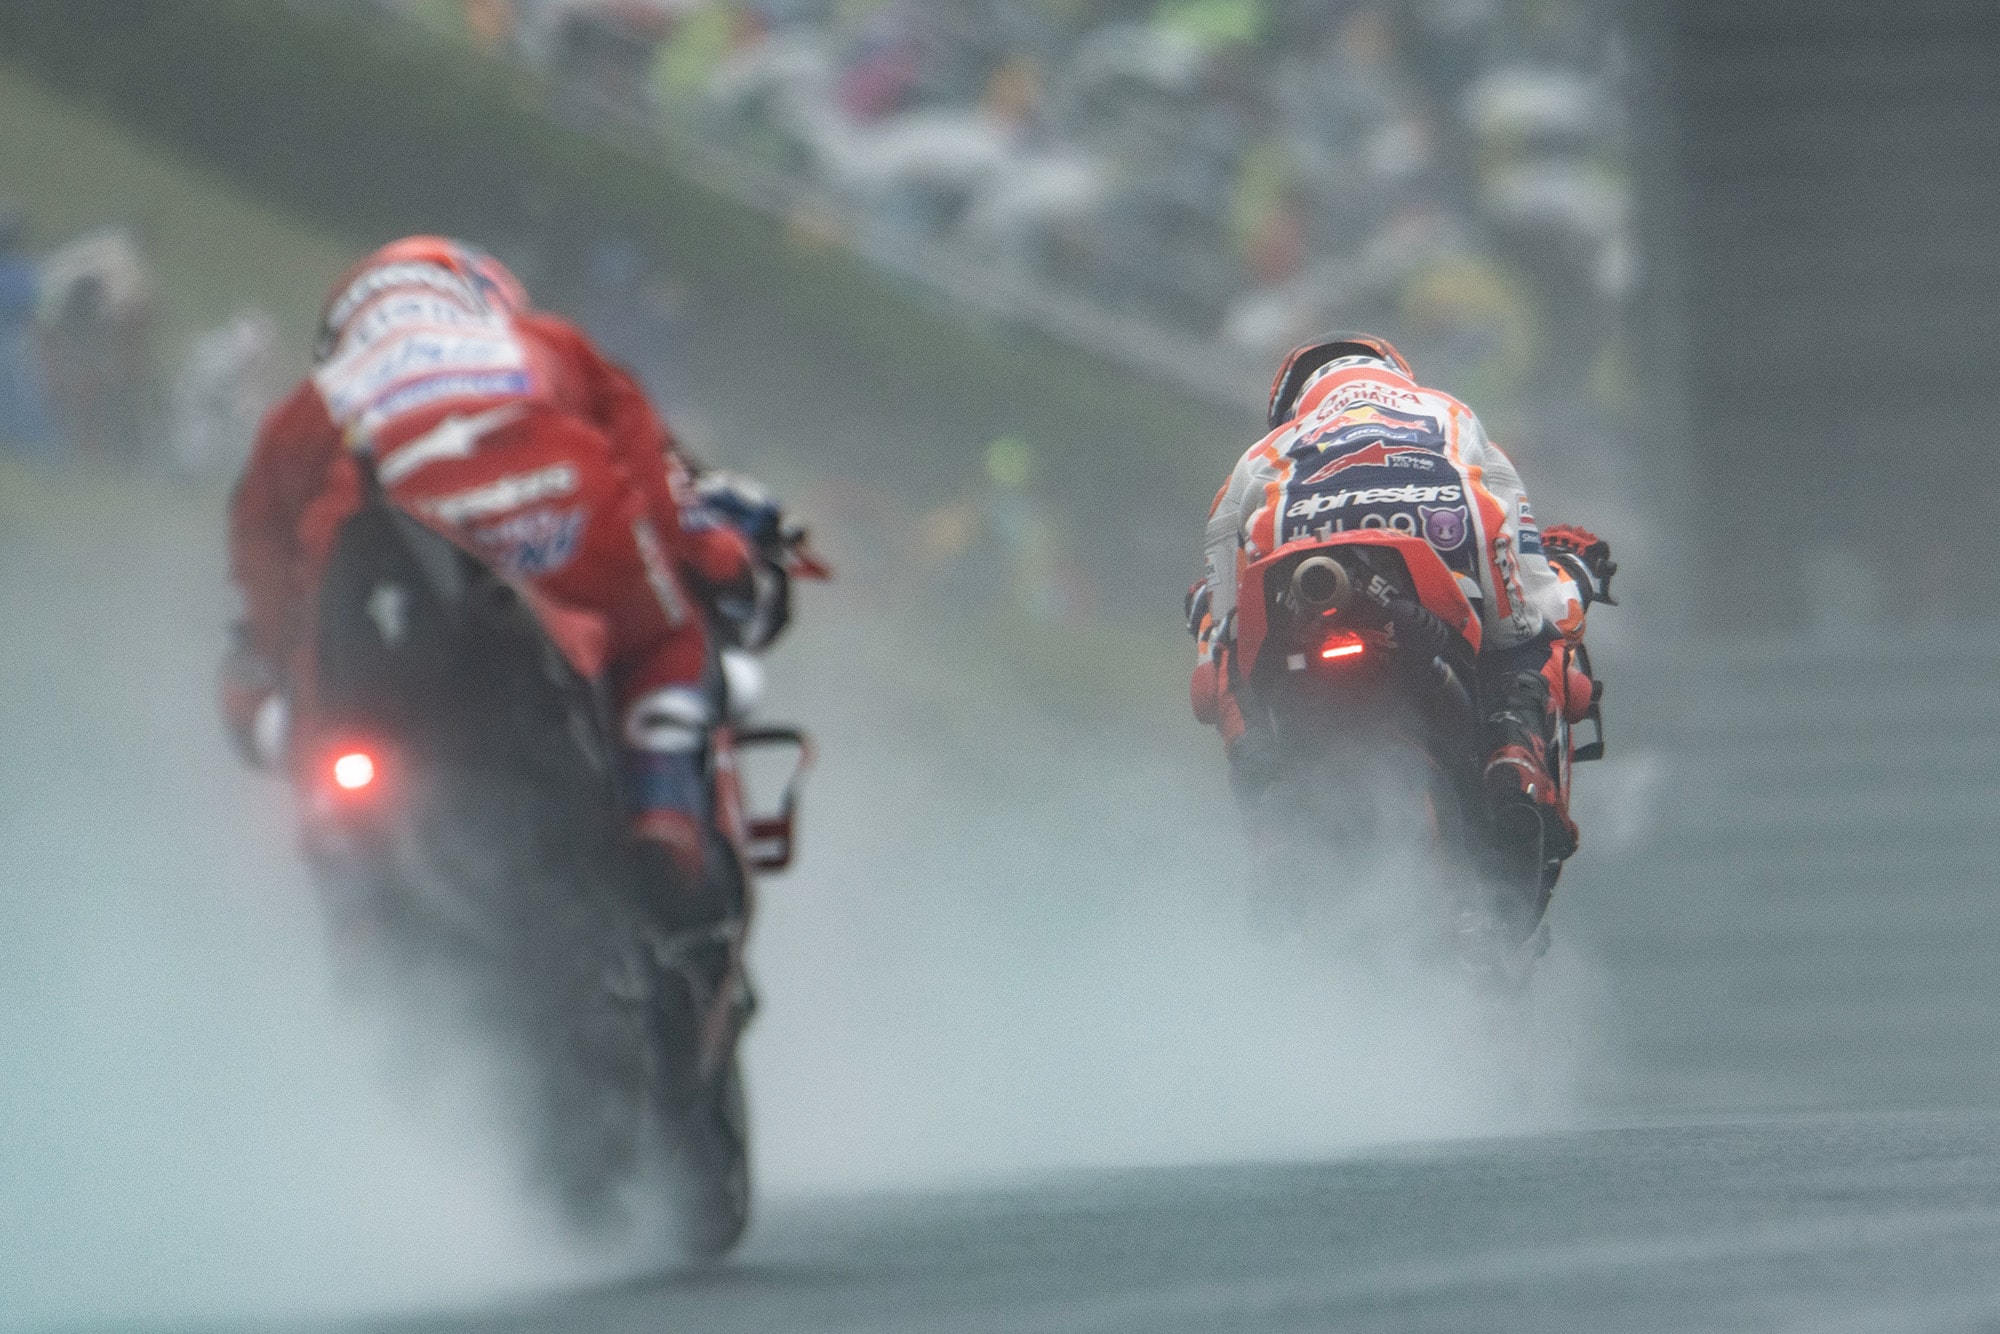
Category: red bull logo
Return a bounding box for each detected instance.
[1299,440,1435,487]
[1294,405,1445,485]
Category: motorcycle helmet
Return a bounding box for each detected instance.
[1264,332,1414,430]
[315,235,528,363]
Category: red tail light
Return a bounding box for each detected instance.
[1319,632,1366,661]
[331,751,377,791]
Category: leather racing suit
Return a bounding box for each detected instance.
[1191,352,1593,852]
[227,278,753,896]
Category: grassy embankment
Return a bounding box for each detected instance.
[0,59,351,543]
[0,44,1197,716]
[0,64,351,363]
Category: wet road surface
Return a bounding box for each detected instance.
[13,474,2000,1333]
[373,1112,2000,1334]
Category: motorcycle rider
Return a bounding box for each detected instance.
[222,236,763,923]
[1189,332,1613,861]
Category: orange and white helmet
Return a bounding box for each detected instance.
[1264,332,1414,429]
[315,235,529,362]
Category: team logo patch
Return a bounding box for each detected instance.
[428,462,579,524]
[1297,403,1444,459]
[471,504,587,577]
[1299,441,1436,486]
[1419,503,1469,552]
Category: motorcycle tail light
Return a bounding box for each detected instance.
[1319,632,1366,661]
[332,751,377,792]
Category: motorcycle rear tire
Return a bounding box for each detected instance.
[670,1052,751,1262]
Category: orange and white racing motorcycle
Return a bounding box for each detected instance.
[1198,527,1609,980]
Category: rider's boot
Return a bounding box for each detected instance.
[624,686,724,929]
[1480,644,1580,860]
[624,685,753,1080]
[1476,664,1554,944]
[1214,665,1286,803]
[1477,651,1568,914]
[1225,718,1283,803]
[1482,669,1554,811]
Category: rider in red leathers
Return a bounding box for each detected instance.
[222,236,755,917]
[1189,333,1613,862]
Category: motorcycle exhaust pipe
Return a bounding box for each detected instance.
[1291,556,1353,614]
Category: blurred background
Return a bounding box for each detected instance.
[3,0,1999,1326]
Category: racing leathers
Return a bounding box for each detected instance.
[226,287,753,895]
[1191,354,1593,853]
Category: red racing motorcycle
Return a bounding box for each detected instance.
[297,465,820,1259]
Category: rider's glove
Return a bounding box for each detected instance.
[1542,523,1618,606]
[714,560,792,652]
[1184,579,1212,639]
[695,470,786,557]
[219,624,288,770]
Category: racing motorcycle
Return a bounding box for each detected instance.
[1219,529,1604,979]
[295,464,820,1260]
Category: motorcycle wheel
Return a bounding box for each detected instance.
[668,1051,751,1262]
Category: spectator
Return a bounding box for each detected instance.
[516,0,694,111]
[652,1,764,107]
[36,226,157,461]
[464,0,516,52]
[361,0,1638,422]
[169,308,279,476]
[835,5,926,123]
[0,206,50,449]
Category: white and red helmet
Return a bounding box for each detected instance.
[315,235,528,363]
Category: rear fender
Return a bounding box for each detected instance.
[311,491,623,836]
[1236,531,1481,673]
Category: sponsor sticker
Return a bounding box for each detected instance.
[324,262,483,335]
[1419,503,1470,552]
[427,462,579,524]
[364,371,532,428]
[1494,532,1535,632]
[472,504,587,577]
[377,404,526,484]
[1515,494,1545,555]
[1304,382,1424,422]
[1284,483,1463,519]
[338,293,501,352]
[1297,440,1439,485]
[317,330,528,416]
[1295,404,1445,456]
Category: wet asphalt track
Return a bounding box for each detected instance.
[367,1112,2000,1334]
[348,630,2000,1334]
[14,480,2000,1333]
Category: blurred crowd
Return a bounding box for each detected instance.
[392,0,1635,416]
[9,0,1637,633]
[0,205,281,474]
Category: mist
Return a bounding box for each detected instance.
[6,0,2000,1323]
[0,472,638,1327]
[745,579,1614,1196]
[0,464,1614,1329]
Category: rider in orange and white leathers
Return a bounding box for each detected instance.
[1189,333,1604,854]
